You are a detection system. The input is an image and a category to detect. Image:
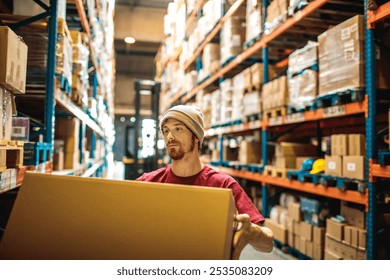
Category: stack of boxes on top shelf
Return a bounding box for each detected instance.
[264,0,289,34]
[325,134,366,180]
[246,0,263,42]
[0,25,28,192]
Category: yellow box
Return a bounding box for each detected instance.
[0,26,28,94]
[0,173,236,259]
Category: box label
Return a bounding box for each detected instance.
[328,162,336,170]
[12,126,25,137]
[347,163,356,171]
[323,105,345,118]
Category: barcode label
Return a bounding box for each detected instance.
[323,105,346,118]
[12,126,25,137]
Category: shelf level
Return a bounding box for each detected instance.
[218,167,368,206]
[368,1,390,29]
[55,89,104,137]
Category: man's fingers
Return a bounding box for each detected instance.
[232,230,246,260]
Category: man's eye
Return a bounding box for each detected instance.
[163,130,168,135]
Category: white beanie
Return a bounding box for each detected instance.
[160,105,205,145]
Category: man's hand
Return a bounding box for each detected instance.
[232,213,274,260]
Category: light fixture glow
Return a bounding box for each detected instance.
[124,36,136,44]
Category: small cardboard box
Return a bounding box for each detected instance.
[324,249,342,260]
[0,27,28,94]
[0,173,236,260]
[351,226,359,248]
[288,233,294,247]
[343,225,352,245]
[326,218,344,241]
[358,228,366,250]
[306,240,314,259]
[275,142,317,157]
[313,244,324,260]
[238,140,261,164]
[340,202,365,229]
[348,134,365,156]
[313,226,325,246]
[300,221,313,241]
[287,202,301,222]
[325,155,343,177]
[343,156,365,180]
[331,134,348,156]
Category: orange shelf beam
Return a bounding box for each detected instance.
[368,1,390,29]
[371,164,390,179]
[183,0,245,71]
[205,120,263,137]
[218,167,368,206]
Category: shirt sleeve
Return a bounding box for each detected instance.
[225,178,265,224]
[135,173,146,181]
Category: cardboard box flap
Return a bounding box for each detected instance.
[0,173,236,260]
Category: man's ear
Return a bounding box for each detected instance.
[195,138,200,142]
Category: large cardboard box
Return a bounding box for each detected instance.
[238,140,261,164]
[326,218,344,241]
[343,156,365,180]
[324,249,342,260]
[313,226,325,246]
[325,155,343,177]
[0,173,236,259]
[348,134,365,156]
[340,202,365,229]
[275,142,317,157]
[0,27,28,94]
[275,156,296,168]
[287,202,302,222]
[300,221,313,241]
[331,134,348,156]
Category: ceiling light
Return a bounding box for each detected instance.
[124,36,135,44]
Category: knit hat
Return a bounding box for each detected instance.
[160,105,205,145]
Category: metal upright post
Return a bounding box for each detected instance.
[365,0,377,260]
[90,73,98,159]
[261,0,269,218]
[44,0,58,154]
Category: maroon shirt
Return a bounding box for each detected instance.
[136,165,264,224]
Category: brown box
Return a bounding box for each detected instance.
[288,233,294,247]
[64,151,80,170]
[250,63,278,87]
[294,234,300,251]
[286,216,293,233]
[358,228,366,250]
[287,202,301,222]
[275,142,317,157]
[306,240,314,258]
[314,244,324,260]
[325,234,357,260]
[343,226,352,245]
[264,218,287,244]
[324,249,342,260]
[55,118,80,153]
[275,156,296,169]
[356,248,366,260]
[343,156,365,180]
[331,134,349,156]
[300,221,313,241]
[340,202,365,229]
[325,155,343,177]
[351,226,359,248]
[326,219,344,241]
[238,140,261,164]
[0,27,28,94]
[243,67,252,90]
[313,227,325,246]
[296,157,311,171]
[0,172,236,260]
[293,220,301,235]
[348,134,365,156]
[299,237,307,255]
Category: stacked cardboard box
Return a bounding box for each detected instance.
[325,202,366,259]
[220,16,246,65]
[202,43,220,77]
[55,118,80,169]
[318,15,390,96]
[262,76,288,111]
[0,87,13,141]
[325,134,365,179]
[243,91,261,116]
[0,26,28,94]
[210,89,221,124]
[238,140,261,164]
[273,142,317,169]
[220,79,234,122]
[251,63,279,90]
[246,0,263,41]
[265,0,289,34]
[232,73,245,121]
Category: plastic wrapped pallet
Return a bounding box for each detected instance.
[210,89,221,124]
[243,91,261,116]
[265,0,289,34]
[220,16,246,65]
[288,41,318,76]
[202,43,220,77]
[246,0,263,42]
[251,63,279,89]
[288,69,318,109]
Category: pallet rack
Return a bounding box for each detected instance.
[157,0,390,259]
[0,0,114,182]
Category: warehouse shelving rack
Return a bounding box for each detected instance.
[0,0,114,179]
[158,0,390,259]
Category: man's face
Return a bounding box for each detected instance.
[161,119,197,160]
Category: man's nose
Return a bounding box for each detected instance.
[167,130,174,140]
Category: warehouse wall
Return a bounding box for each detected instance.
[114,5,165,42]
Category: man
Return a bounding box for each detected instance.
[136,105,273,259]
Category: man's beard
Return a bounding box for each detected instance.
[168,136,196,160]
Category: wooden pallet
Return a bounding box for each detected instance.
[0,140,24,171]
[264,165,290,178]
[264,106,287,119]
